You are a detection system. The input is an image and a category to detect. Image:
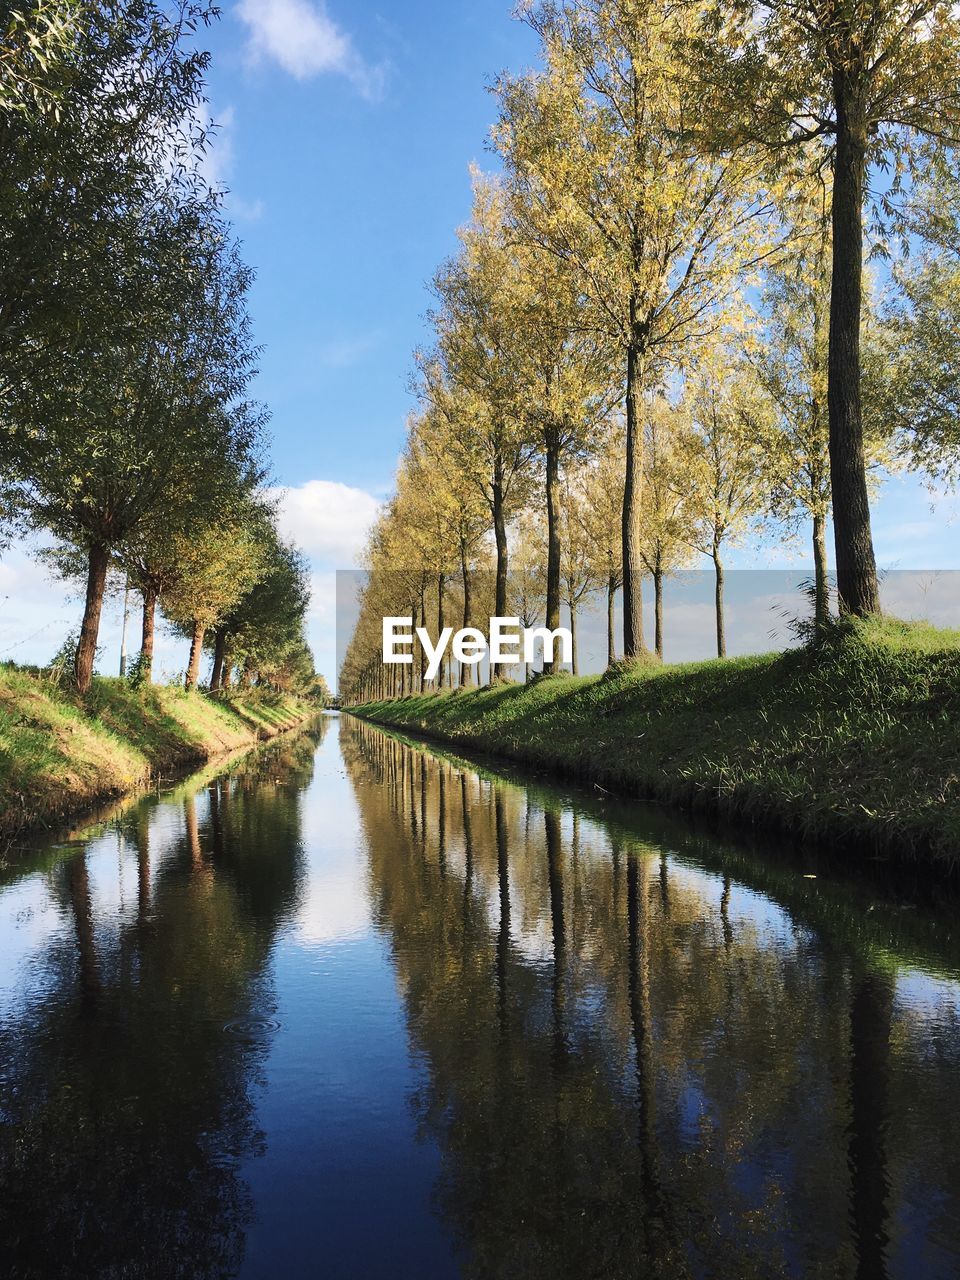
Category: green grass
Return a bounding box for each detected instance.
[350,617,960,868]
[0,665,316,839]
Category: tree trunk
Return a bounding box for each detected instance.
[569,604,578,675]
[185,620,205,690]
[210,627,228,692]
[654,563,664,659]
[74,540,110,694]
[460,539,473,688]
[491,466,508,683]
[828,77,880,617]
[239,661,252,689]
[606,572,617,667]
[813,512,829,628]
[543,431,562,674]
[418,582,428,690]
[436,572,445,688]
[119,576,130,677]
[140,583,158,684]
[713,545,726,659]
[622,335,648,658]
[222,660,233,691]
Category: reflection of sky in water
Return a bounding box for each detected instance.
[0,717,959,1278]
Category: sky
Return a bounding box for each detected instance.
[1,0,959,686]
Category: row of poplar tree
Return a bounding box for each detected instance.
[341,0,960,702]
[0,2,314,695]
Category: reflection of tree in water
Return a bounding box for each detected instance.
[343,720,960,1280]
[0,726,321,1279]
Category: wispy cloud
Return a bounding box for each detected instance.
[236,0,385,100]
[316,331,382,368]
[199,105,265,221]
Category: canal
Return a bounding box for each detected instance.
[0,713,958,1278]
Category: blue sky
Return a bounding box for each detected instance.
[1,0,959,685]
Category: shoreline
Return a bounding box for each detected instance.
[0,665,321,847]
[346,620,960,872]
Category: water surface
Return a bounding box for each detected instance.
[0,715,958,1278]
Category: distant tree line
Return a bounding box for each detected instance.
[341,0,960,703]
[0,1,318,696]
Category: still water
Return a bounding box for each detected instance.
[0,714,959,1278]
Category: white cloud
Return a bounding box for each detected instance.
[199,105,265,222]
[270,478,381,568]
[236,0,385,99]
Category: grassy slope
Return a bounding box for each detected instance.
[0,665,314,836]
[351,618,960,867]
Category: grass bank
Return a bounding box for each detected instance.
[350,617,960,869]
[0,663,318,840]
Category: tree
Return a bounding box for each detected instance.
[495,0,775,658]
[409,407,490,688]
[162,510,266,690]
[0,1,217,397]
[678,347,770,658]
[3,206,265,691]
[0,1,79,116]
[576,426,624,667]
[639,398,696,658]
[880,173,960,488]
[694,0,960,616]
[510,512,548,682]
[420,187,538,632]
[559,476,600,675]
[211,534,311,691]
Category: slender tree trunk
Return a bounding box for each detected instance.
[222,660,233,691]
[185,621,205,689]
[654,563,664,659]
[210,628,228,692]
[460,540,473,688]
[140,583,158,683]
[813,512,829,627]
[713,544,726,659]
[119,575,130,677]
[491,466,508,682]
[606,572,617,667]
[74,540,110,694]
[622,333,648,658]
[418,582,427,690]
[543,431,562,674]
[569,603,578,675]
[436,572,445,688]
[828,79,880,617]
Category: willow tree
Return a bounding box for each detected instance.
[3,205,264,692]
[495,0,775,659]
[695,0,960,616]
[162,509,266,690]
[211,537,310,690]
